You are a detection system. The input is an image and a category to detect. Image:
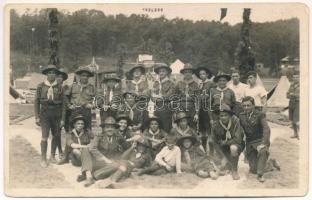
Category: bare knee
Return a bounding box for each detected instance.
[210,171,219,180]
[230,145,239,157]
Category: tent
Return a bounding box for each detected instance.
[170,59,184,74]
[267,76,290,107]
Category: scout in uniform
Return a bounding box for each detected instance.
[96,138,152,188]
[66,66,95,135]
[79,117,124,187]
[96,72,122,122]
[142,116,167,158]
[227,70,248,116]
[138,135,182,176]
[152,63,176,132]
[34,65,65,167]
[212,104,245,180]
[244,71,267,111]
[175,63,200,129]
[116,114,133,150]
[239,96,280,182]
[125,63,150,97]
[177,135,219,179]
[194,66,216,151]
[287,69,300,139]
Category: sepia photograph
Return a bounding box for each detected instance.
[3,2,309,197]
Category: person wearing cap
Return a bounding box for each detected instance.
[116,114,133,150]
[96,138,152,188]
[152,63,176,132]
[138,135,182,176]
[175,63,200,129]
[177,135,219,180]
[117,90,149,132]
[227,70,248,116]
[239,96,280,183]
[125,64,150,96]
[34,64,66,167]
[142,116,167,158]
[287,69,300,139]
[96,72,122,122]
[244,71,267,111]
[79,116,124,187]
[195,66,216,152]
[66,66,95,135]
[57,114,91,166]
[211,104,245,180]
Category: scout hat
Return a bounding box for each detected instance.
[116,113,132,126]
[103,72,121,83]
[213,104,234,115]
[58,68,68,81]
[128,63,146,79]
[70,114,87,128]
[41,64,60,75]
[174,111,190,123]
[154,63,172,74]
[136,138,151,148]
[194,66,213,79]
[213,71,231,83]
[177,135,198,147]
[100,116,119,128]
[75,66,94,77]
[146,115,162,129]
[180,63,195,74]
[165,135,177,145]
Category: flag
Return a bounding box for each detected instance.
[220,8,227,21]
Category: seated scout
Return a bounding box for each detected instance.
[239,96,280,183]
[137,135,182,176]
[212,104,245,180]
[142,116,167,158]
[116,114,133,150]
[58,114,91,166]
[96,138,152,188]
[177,135,219,180]
[79,117,124,187]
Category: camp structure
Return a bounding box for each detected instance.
[267,76,291,108]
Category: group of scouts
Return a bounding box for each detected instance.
[34,62,293,188]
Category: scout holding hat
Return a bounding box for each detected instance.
[152,63,176,133]
[79,116,125,187]
[176,63,200,129]
[126,63,149,96]
[138,134,182,176]
[34,64,66,167]
[66,66,95,136]
[96,71,122,122]
[212,103,245,180]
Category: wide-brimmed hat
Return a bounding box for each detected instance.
[177,135,198,147]
[174,111,190,123]
[128,64,146,79]
[116,113,132,126]
[195,67,213,79]
[154,63,172,74]
[180,63,195,74]
[75,66,94,77]
[213,72,231,83]
[41,64,60,75]
[146,115,162,129]
[70,114,87,128]
[103,73,121,83]
[213,104,234,115]
[136,138,151,148]
[100,116,119,128]
[165,135,177,145]
[58,68,68,81]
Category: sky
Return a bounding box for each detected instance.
[10,3,304,25]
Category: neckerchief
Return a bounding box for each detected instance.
[216,86,228,105]
[132,77,144,93]
[183,78,194,97]
[72,129,84,145]
[104,83,118,102]
[149,128,160,139]
[44,80,57,100]
[199,79,210,90]
[78,81,88,93]
[176,126,190,136]
[125,101,136,120]
[159,77,170,96]
[219,119,232,141]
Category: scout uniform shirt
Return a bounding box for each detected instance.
[96,83,122,109]
[176,78,200,102]
[126,77,150,97]
[209,87,236,111]
[67,82,95,107]
[152,77,176,100]
[287,81,300,102]
[143,128,167,152]
[66,129,91,151]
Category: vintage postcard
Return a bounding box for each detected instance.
[3,2,309,197]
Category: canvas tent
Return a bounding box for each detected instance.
[267,76,290,107]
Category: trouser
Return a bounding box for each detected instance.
[40,106,62,160]
[247,145,269,176]
[95,160,134,182]
[217,144,242,172]
[140,161,174,175]
[199,108,212,152]
[154,102,173,133]
[179,100,197,129]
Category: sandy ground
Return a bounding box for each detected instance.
[8,115,299,190]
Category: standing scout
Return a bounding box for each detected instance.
[152,63,176,132]
[126,63,150,96]
[194,66,216,151]
[34,65,65,167]
[212,104,245,180]
[239,96,280,182]
[244,71,267,111]
[66,66,95,134]
[287,69,300,139]
[175,63,200,129]
[96,72,122,122]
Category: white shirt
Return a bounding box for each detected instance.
[155,146,181,172]
[244,85,267,107]
[228,82,248,102]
